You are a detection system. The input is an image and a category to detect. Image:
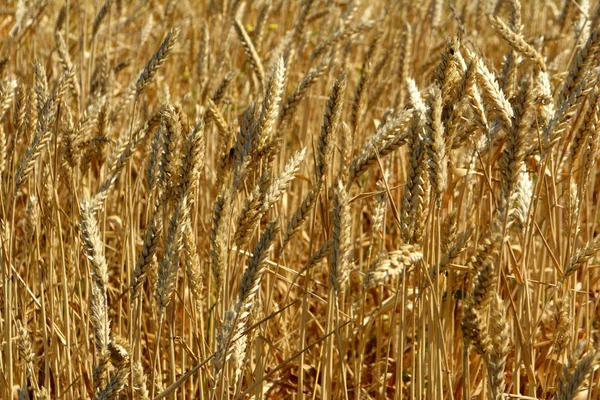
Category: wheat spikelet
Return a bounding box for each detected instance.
[232,103,257,169]
[451,56,477,117]
[464,73,490,134]
[12,82,25,133]
[581,112,600,189]
[210,103,234,189]
[498,49,518,100]
[461,284,492,357]
[439,228,472,271]
[80,111,110,175]
[89,54,109,97]
[107,336,130,368]
[441,211,458,254]
[0,80,16,173]
[109,79,138,123]
[495,0,522,96]
[532,69,554,128]
[300,240,334,278]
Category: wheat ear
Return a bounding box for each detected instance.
[15,68,74,192]
[330,181,351,292]
[316,72,348,180]
[489,15,546,71]
[79,200,111,392]
[131,196,163,303]
[556,346,600,400]
[155,196,188,314]
[233,19,265,86]
[136,28,179,97]
[214,221,280,375]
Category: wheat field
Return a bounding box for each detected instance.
[2,0,600,399]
